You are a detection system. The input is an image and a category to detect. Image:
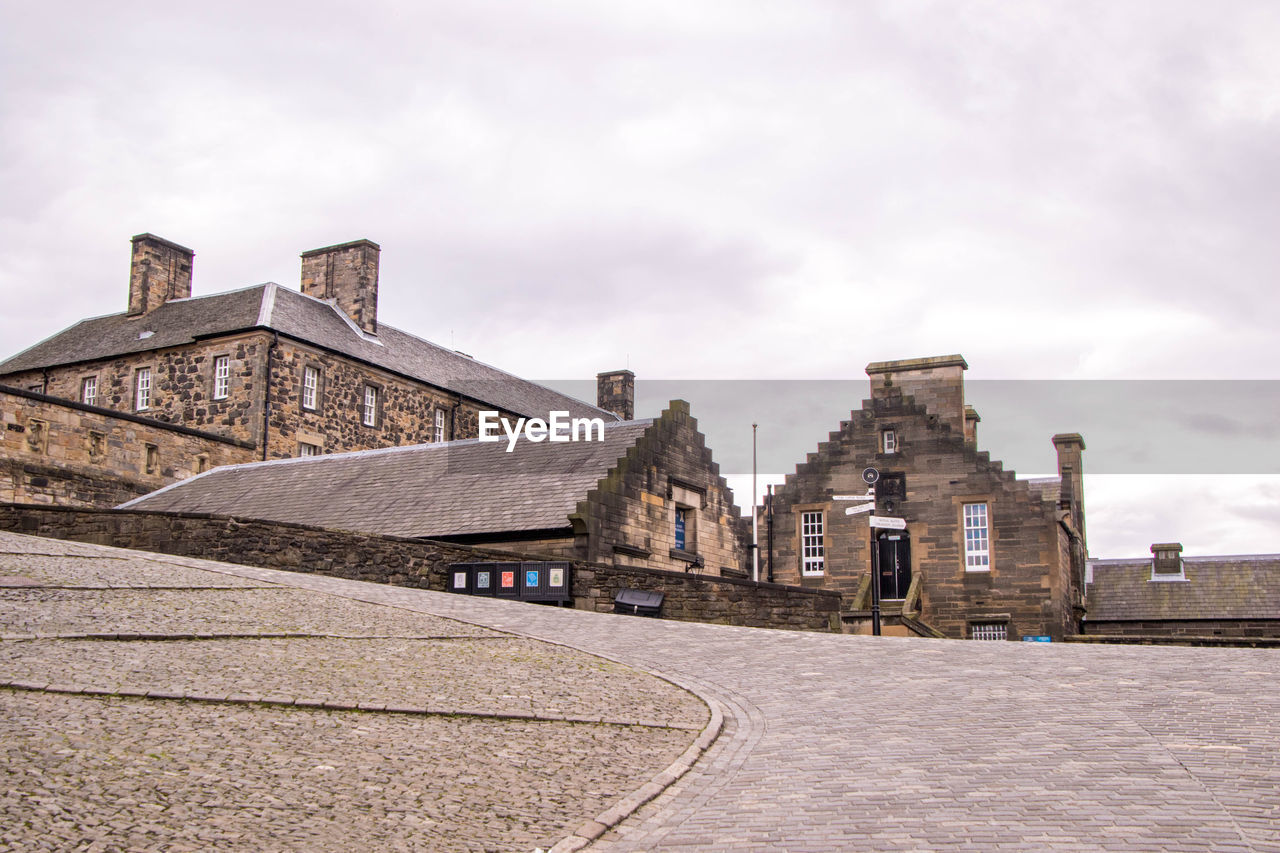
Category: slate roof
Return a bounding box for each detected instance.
[0,283,612,422]
[1085,555,1280,621]
[122,418,655,538]
[1021,476,1061,505]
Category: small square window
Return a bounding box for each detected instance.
[81,376,97,406]
[213,355,230,400]
[970,622,1007,641]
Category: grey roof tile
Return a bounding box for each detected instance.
[0,283,612,421]
[124,419,655,538]
[1086,555,1280,621]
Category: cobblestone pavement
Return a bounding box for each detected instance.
[0,532,706,853]
[4,532,1280,852]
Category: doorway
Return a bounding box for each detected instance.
[877,531,912,600]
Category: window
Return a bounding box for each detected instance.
[970,622,1007,641]
[298,442,320,457]
[135,368,152,411]
[675,506,690,551]
[963,502,990,570]
[213,355,230,400]
[81,376,97,406]
[361,385,378,427]
[302,366,319,411]
[882,429,897,454]
[1151,544,1185,581]
[434,408,446,442]
[801,510,825,576]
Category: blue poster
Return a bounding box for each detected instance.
[526,569,540,587]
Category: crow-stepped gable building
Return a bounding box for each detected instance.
[764,355,1087,640]
[1,233,626,506]
[125,400,746,577]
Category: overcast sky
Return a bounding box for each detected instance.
[2,2,1278,558]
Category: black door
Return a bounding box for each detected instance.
[877,531,911,600]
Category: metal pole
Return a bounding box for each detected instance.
[766,483,774,584]
[869,486,881,636]
[752,422,759,583]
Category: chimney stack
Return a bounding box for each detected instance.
[866,354,968,435]
[597,369,634,420]
[1053,433,1087,549]
[128,234,194,316]
[300,239,380,334]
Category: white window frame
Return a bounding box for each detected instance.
[882,429,897,454]
[134,368,151,411]
[362,385,378,427]
[298,442,320,457]
[963,502,990,571]
[434,408,446,442]
[302,366,319,411]
[800,510,825,576]
[213,355,230,400]
[81,376,97,406]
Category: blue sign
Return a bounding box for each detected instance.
[526,569,540,588]
[675,508,687,550]
[1022,635,1052,642]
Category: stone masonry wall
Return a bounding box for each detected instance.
[574,401,746,577]
[1,387,255,507]
[0,504,841,632]
[767,387,1077,640]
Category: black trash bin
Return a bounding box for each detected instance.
[614,588,664,617]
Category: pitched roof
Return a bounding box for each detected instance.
[0,283,612,422]
[121,417,655,538]
[1085,555,1280,621]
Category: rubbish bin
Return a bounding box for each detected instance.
[614,588,664,617]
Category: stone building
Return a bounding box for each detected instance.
[762,355,1087,640]
[124,400,746,577]
[0,233,624,505]
[1083,544,1280,642]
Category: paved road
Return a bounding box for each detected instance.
[5,531,1280,852]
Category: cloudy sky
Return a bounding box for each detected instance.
[2,1,1278,557]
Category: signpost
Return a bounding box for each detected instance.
[869,515,907,530]
[833,467,908,638]
[844,503,876,515]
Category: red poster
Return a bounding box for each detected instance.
[501,571,515,588]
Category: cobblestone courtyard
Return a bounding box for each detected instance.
[3,530,1279,852]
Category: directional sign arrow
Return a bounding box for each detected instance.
[832,494,876,501]
[869,515,907,530]
[844,503,876,515]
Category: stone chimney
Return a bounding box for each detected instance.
[1053,433,1087,548]
[300,239,380,334]
[964,405,980,447]
[866,354,968,435]
[128,234,194,316]
[597,369,634,420]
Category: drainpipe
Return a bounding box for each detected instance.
[766,484,774,584]
[260,333,278,461]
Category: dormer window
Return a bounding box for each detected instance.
[1150,543,1186,582]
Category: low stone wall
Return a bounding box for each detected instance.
[0,504,842,632]
[1081,619,1280,641]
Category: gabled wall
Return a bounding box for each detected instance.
[571,401,747,577]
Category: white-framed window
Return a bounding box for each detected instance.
[213,355,230,400]
[362,385,378,427]
[963,502,990,570]
[970,622,1007,641]
[298,442,320,457]
[302,366,319,411]
[882,429,897,454]
[800,510,825,576]
[434,408,446,442]
[134,368,151,411]
[81,376,97,406]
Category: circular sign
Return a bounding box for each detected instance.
[862,467,879,484]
